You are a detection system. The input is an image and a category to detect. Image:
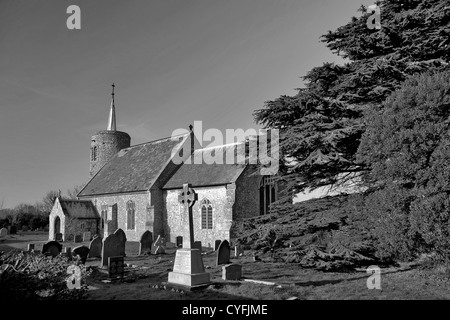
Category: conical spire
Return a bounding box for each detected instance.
[107,83,116,131]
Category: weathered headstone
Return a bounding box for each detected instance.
[222,264,242,280]
[176,236,183,248]
[74,234,82,243]
[0,228,7,237]
[193,241,202,252]
[73,245,90,264]
[139,230,153,255]
[214,240,221,251]
[234,244,244,257]
[83,231,92,242]
[27,243,35,252]
[100,230,126,268]
[108,256,124,278]
[168,184,210,287]
[151,235,166,254]
[216,240,230,266]
[88,236,102,258]
[42,241,62,258]
[55,233,63,242]
[114,228,127,257]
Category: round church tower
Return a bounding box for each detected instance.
[90,84,131,177]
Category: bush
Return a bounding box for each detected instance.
[0,250,91,300]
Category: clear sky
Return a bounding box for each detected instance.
[0,0,366,208]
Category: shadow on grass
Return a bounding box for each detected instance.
[293,267,416,287]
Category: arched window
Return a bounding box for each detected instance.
[259,176,277,215]
[201,199,213,229]
[126,200,135,230]
[101,205,107,229]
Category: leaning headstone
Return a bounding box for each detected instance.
[114,228,127,257]
[27,243,35,252]
[55,233,63,242]
[216,240,230,266]
[0,228,7,237]
[73,245,90,264]
[74,234,82,243]
[108,256,125,278]
[234,244,244,257]
[151,235,166,254]
[176,236,183,248]
[83,231,92,242]
[193,241,202,251]
[42,241,62,258]
[88,236,102,258]
[222,264,242,280]
[214,240,221,251]
[101,230,126,267]
[139,231,153,255]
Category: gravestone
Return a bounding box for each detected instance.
[27,243,35,252]
[151,235,166,254]
[176,236,183,248]
[100,230,126,268]
[222,264,242,280]
[193,241,202,252]
[9,225,17,234]
[83,231,92,242]
[73,245,90,264]
[114,228,127,257]
[42,241,62,258]
[234,244,244,257]
[168,184,210,287]
[0,228,7,237]
[88,236,102,258]
[74,234,82,243]
[62,247,72,260]
[214,240,221,251]
[139,230,153,255]
[55,233,63,242]
[108,256,125,278]
[216,240,230,266]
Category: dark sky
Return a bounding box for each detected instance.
[0,0,366,208]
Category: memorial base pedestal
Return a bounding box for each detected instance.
[168,248,210,287]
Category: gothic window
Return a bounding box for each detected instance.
[80,223,85,230]
[101,205,107,229]
[126,200,135,230]
[93,146,98,161]
[201,199,213,229]
[259,176,277,215]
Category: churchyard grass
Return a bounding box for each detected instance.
[3,232,450,300]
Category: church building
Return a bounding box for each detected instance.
[49,85,284,248]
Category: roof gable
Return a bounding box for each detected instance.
[78,135,186,196]
[163,144,248,189]
[57,198,98,219]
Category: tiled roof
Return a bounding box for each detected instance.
[78,136,185,196]
[163,144,247,189]
[59,199,98,219]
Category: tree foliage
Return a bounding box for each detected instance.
[357,70,450,260]
[254,0,450,197]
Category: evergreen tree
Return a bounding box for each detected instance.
[254,0,450,198]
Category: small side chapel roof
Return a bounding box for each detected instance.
[58,198,98,219]
[163,144,248,189]
[78,135,186,197]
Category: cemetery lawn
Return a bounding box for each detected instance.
[3,232,450,300]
